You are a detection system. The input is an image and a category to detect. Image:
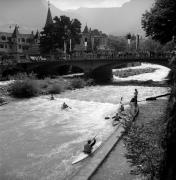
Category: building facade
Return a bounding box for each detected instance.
[0,26,40,58]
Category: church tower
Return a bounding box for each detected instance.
[45,1,53,27]
[11,25,21,54]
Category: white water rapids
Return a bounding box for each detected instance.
[0,64,170,180]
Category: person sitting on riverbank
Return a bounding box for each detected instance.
[61,102,71,110]
[119,97,125,113]
[83,138,96,154]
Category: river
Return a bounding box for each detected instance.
[0,63,170,180]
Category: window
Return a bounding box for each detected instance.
[22,38,25,42]
[26,39,30,43]
[1,36,6,41]
[18,38,21,42]
[8,37,12,42]
[0,44,4,48]
[5,44,7,48]
[19,45,22,49]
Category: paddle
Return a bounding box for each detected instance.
[138,93,171,102]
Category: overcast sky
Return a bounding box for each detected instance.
[50,0,131,10]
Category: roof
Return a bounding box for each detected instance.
[83,25,89,34]
[12,25,19,38]
[45,7,53,27]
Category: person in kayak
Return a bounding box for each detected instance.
[61,102,71,110]
[83,138,96,154]
[50,94,54,100]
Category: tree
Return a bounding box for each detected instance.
[108,35,127,52]
[142,0,176,44]
[40,15,81,55]
[40,24,56,54]
[140,38,163,53]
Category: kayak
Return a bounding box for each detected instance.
[72,141,102,165]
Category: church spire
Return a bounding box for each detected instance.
[83,24,89,33]
[12,25,19,38]
[45,1,53,27]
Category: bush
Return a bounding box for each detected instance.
[85,78,95,86]
[0,97,5,103]
[48,84,62,94]
[8,79,39,98]
[8,72,36,80]
[70,78,86,89]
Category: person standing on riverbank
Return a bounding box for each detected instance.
[134,89,138,106]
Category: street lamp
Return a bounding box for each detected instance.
[126,33,131,51]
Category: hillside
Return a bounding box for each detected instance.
[0,0,154,35]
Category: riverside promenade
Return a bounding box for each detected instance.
[91,98,168,180]
[71,98,168,180]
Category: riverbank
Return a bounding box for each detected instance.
[91,98,168,180]
[0,76,94,103]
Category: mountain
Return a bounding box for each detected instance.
[0,0,65,33]
[0,0,154,35]
[69,0,154,35]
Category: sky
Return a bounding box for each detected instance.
[50,0,131,11]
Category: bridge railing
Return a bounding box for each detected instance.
[0,53,171,65]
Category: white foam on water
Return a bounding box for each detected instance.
[113,63,170,82]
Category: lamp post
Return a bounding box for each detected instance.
[126,33,131,51]
[63,25,72,60]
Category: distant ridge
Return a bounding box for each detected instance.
[0,0,154,35]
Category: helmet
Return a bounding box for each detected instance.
[88,140,91,144]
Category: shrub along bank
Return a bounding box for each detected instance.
[7,74,94,98]
[159,56,176,180]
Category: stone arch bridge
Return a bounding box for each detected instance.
[0,57,170,81]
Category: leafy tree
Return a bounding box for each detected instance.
[142,0,176,44]
[140,38,163,53]
[40,24,56,54]
[40,15,81,55]
[107,36,127,52]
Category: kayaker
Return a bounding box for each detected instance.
[83,138,96,154]
[50,94,54,100]
[61,102,71,110]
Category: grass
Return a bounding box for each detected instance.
[123,100,168,179]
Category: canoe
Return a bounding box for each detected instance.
[72,141,102,165]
